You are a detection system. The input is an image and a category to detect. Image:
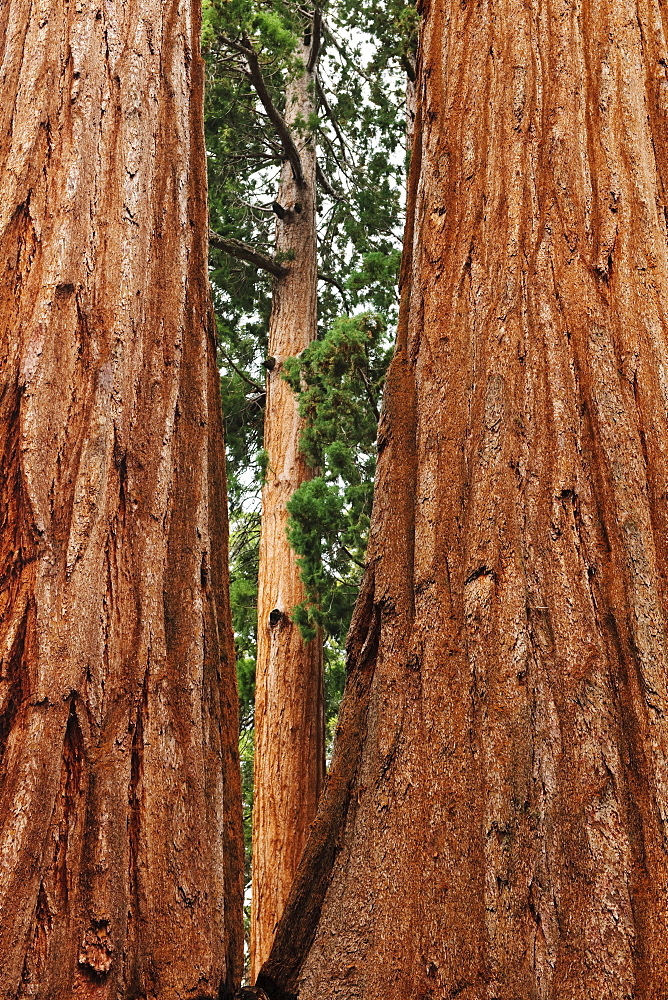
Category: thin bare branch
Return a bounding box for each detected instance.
[338,544,366,570]
[317,270,350,310]
[219,350,266,394]
[316,161,343,200]
[355,365,380,422]
[209,230,289,278]
[317,127,353,184]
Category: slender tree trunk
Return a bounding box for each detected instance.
[251,37,325,980]
[258,2,668,997]
[0,3,243,998]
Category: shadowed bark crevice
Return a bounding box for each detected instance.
[55,700,84,906]
[0,603,28,771]
[18,882,53,995]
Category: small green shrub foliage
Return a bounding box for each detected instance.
[284,313,391,642]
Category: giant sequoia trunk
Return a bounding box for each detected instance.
[252,37,325,979]
[258,2,668,997]
[0,3,243,998]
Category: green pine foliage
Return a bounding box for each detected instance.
[203,0,274,513]
[283,314,391,643]
[229,512,260,729]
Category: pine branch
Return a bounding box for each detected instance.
[240,34,306,187]
[322,25,405,113]
[218,33,254,59]
[316,161,343,200]
[219,350,266,394]
[306,7,322,73]
[338,544,366,570]
[317,270,350,310]
[209,230,289,278]
[315,76,351,164]
[355,365,380,422]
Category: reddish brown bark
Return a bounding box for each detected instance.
[0,3,243,998]
[258,2,668,997]
[251,38,325,980]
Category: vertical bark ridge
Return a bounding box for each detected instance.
[262,1,668,997]
[0,2,243,998]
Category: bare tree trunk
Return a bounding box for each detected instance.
[251,37,325,980]
[258,2,668,997]
[0,3,243,999]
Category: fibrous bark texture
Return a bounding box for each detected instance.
[0,3,243,998]
[258,2,668,997]
[252,40,325,980]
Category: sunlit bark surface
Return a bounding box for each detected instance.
[259,2,668,997]
[252,39,325,980]
[0,3,243,997]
